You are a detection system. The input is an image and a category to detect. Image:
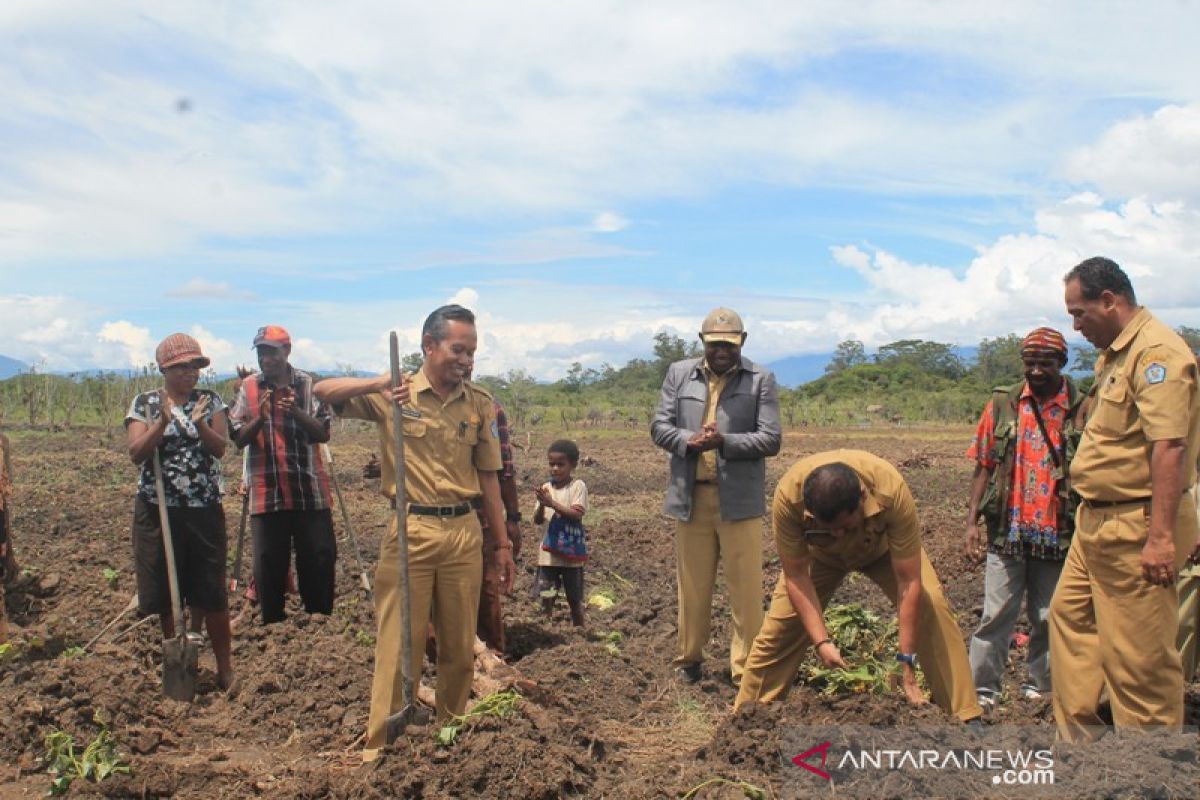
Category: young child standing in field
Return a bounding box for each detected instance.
[533,439,588,627]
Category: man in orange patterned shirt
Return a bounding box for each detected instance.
[964,327,1084,711]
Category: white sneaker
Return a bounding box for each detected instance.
[1020,685,1044,700]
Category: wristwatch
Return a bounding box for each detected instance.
[895,652,918,667]
[505,511,522,523]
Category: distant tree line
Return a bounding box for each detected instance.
[2,327,1197,430]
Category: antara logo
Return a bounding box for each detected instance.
[791,741,833,780]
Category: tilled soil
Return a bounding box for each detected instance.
[1,424,1197,798]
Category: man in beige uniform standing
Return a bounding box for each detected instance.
[315,304,516,760]
[1052,256,1200,741]
[651,308,781,685]
[1176,351,1200,683]
[735,450,982,725]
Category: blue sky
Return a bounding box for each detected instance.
[2,2,1198,379]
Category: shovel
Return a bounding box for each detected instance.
[384,331,430,742]
[320,443,372,594]
[151,449,200,702]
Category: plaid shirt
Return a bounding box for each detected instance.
[230,368,332,515]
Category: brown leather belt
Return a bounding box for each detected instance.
[1083,496,1152,508]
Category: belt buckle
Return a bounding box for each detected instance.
[439,506,453,517]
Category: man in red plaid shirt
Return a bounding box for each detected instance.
[230,325,336,624]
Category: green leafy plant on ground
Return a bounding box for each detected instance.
[803,603,913,696]
[352,629,375,647]
[62,646,86,659]
[44,713,131,795]
[602,630,623,656]
[0,642,17,664]
[102,568,119,591]
[435,690,521,746]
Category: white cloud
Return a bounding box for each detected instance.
[591,212,629,233]
[165,279,257,301]
[1063,104,1200,204]
[96,320,155,368]
[3,2,1199,263]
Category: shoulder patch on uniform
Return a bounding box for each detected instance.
[490,419,499,439]
[1144,363,1167,385]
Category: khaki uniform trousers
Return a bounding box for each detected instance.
[1179,562,1200,682]
[734,549,981,721]
[1177,482,1200,682]
[674,484,765,682]
[364,512,482,757]
[1050,495,1198,742]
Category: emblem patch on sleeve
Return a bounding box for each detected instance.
[491,420,499,438]
[1144,363,1167,384]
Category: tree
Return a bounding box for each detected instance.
[562,362,586,393]
[974,334,1024,386]
[401,352,424,373]
[1177,325,1200,353]
[1071,346,1098,373]
[825,340,867,374]
[874,340,964,380]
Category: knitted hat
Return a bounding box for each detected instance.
[1021,327,1068,359]
[155,333,210,370]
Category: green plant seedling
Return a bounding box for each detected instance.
[434,689,521,746]
[353,630,376,647]
[43,715,131,795]
[587,588,617,610]
[0,642,17,664]
[102,568,119,591]
[62,646,86,659]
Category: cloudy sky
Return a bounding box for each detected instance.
[2,1,1198,379]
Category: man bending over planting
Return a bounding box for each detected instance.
[735,450,983,728]
[229,325,336,624]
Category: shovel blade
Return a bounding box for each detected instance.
[384,703,432,744]
[162,635,200,702]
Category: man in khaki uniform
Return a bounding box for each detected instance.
[735,450,983,725]
[1179,352,1200,683]
[651,308,781,685]
[314,305,516,761]
[1052,256,1200,742]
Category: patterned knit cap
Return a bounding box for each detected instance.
[1021,327,1068,358]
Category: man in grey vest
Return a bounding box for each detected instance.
[651,307,781,685]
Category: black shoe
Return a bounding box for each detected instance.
[675,663,702,684]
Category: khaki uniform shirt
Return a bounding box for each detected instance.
[695,363,736,482]
[1070,308,1200,502]
[773,449,921,572]
[338,370,502,504]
